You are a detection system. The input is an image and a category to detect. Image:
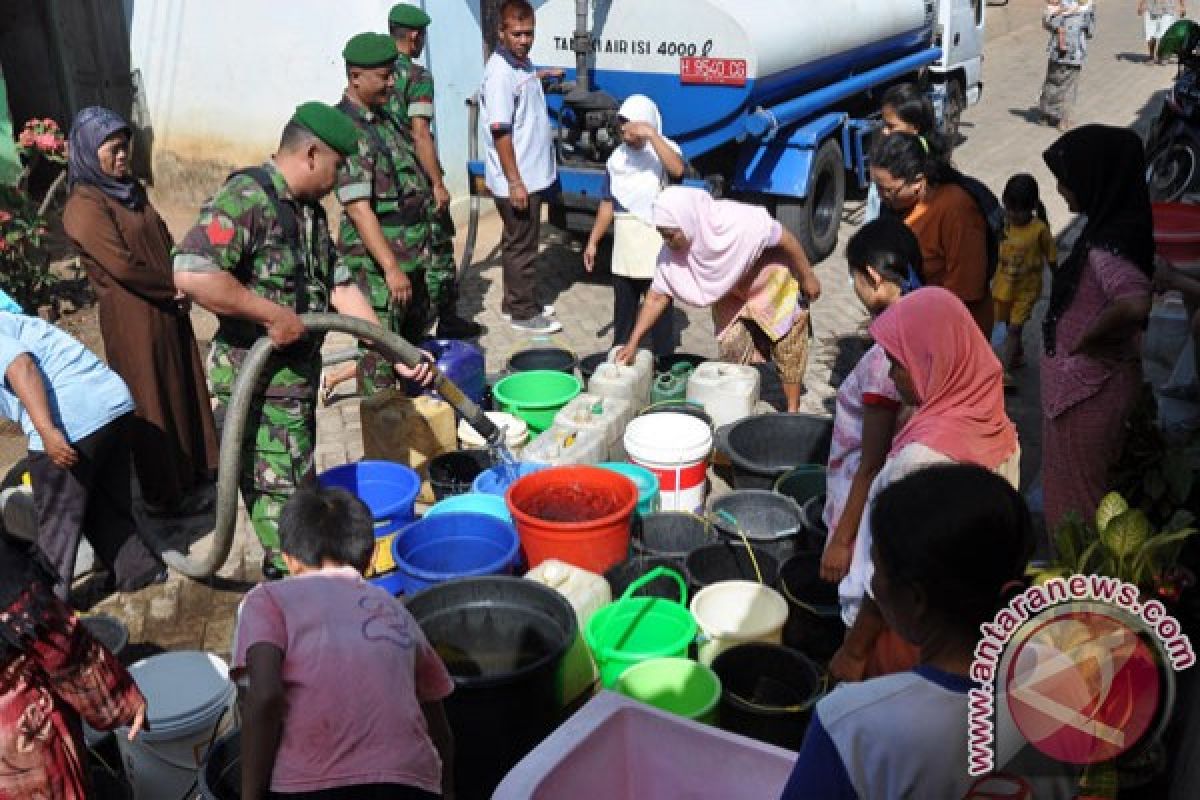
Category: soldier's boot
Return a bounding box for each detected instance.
[434,284,481,339]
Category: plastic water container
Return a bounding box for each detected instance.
[421,338,486,407]
[554,393,633,460]
[118,652,237,800]
[588,362,641,410]
[686,363,762,428]
[609,346,654,407]
[690,580,789,666]
[525,558,612,626]
[623,412,714,513]
[458,411,529,454]
[522,423,607,467]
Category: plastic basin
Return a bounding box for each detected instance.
[428,449,495,501]
[685,542,780,593]
[508,347,579,375]
[711,489,807,562]
[493,370,583,433]
[390,512,520,594]
[598,461,660,516]
[614,657,722,723]
[632,512,716,563]
[773,465,827,508]
[711,643,823,751]
[507,465,638,573]
[472,462,548,496]
[425,492,513,522]
[718,413,833,490]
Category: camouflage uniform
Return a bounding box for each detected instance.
[388,52,457,309]
[174,161,349,570]
[335,95,431,393]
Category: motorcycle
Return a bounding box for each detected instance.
[1146,20,1200,202]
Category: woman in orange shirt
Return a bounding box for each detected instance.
[869,132,993,335]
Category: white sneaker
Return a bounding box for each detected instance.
[502,305,554,321]
[509,313,563,334]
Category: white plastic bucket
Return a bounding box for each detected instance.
[690,581,789,665]
[117,651,237,800]
[623,412,712,512]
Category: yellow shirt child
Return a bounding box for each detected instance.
[993,217,1056,326]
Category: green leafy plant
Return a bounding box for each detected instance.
[1109,384,1198,528]
[1030,491,1197,595]
[1,118,67,311]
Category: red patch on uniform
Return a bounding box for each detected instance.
[206,217,235,247]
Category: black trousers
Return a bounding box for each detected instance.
[495,192,543,320]
[613,274,674,358]
[27,414,160,599]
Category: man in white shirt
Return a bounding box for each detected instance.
[480,0,561,334]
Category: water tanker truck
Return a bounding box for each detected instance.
[467,0,985,262]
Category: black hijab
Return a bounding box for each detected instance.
[0,534,60,660]
[1041,125,1155,355]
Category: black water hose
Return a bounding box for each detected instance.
[162,313,501,579]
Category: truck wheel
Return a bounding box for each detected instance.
[939,79,966,147]
[777,138,844,263]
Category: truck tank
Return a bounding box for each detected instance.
[530,0,936,157]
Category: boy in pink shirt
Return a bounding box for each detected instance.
[233,488,455,800]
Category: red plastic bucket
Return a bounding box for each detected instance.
[506,465,638,573]
[1153,202,1200,268]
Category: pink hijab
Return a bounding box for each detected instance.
[869,287,1017,469]
[650,187,779,307]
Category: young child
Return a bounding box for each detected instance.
[583,94,685,358]
[991,173,1056,385]
[783,465,1078,799]
[820,217,922,585]
[234,487,455,800]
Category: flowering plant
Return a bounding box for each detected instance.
[16,118,67,165]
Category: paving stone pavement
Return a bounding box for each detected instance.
[90,0,1175,658]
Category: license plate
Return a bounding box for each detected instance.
[680,57,747,87]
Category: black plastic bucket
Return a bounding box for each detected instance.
[407,577,577,799]
[711,490,806,563]
[800,494,828,552]
[632,512,716,563]
[579,351,608,382]
[605,555,684,600]
[779,551,845,665]
[718,413,834,490]
[198,730,239,800]
[711,643,823,751]
[508,347,578,375]
[428,449,495,501]
[685,542,780,592]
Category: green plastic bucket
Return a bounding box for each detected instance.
[598,462,660,516]
[584,566,696,688]
[493,370,583,433]
[773,465,827,508]
[614,657,721,723]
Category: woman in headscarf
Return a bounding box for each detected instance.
[62,106,218,517]
[615,187,822,411]
[1040,125,1153,531]
[0,533,147,798]
[830,287,1020,683]
[583,95,685,358]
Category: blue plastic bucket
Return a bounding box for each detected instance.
[598,462,661,517]
[317,460,421,534]
[390,512,521,594]
[425,493,513,523]
[471,462,547,496]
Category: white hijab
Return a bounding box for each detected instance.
[606,94,681,223]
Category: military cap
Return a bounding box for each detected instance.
[342,32,399,67]
[291,102,361,157]
[389,3,431,28]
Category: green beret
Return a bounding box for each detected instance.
[291,102,361,157]
[342,32,399,67]
[389,3,431,28]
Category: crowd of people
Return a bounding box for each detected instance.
[0,0,1177,797]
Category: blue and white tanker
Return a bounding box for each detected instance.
[468,0,985,261]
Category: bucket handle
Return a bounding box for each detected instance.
[620,565,688,607]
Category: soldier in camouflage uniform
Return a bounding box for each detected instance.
[174,101,430,579]
[388,3,482,339]
[335,32,434,395]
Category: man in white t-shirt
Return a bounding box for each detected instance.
[480,0,561,334]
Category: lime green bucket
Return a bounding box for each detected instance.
[493,370,582,433]
[614,657,721,723]
[585,566,696,688]
[598,462,660,516]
